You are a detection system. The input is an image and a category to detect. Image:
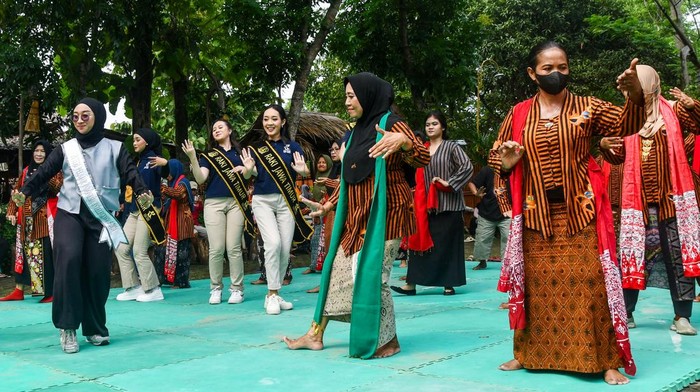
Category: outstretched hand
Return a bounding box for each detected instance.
[147,156,168,169]
[181,140,197,161]
[616,58,644,106]
[291,151,308,175]
[600,137,623,155]
[670,87,695,110]
[369,124,410,159]
[300,196,326,218]
[241,148,256,171]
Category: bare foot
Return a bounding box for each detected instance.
[498,359,523,371]
[372,336,401,358]
[604,369,629,385]
[283,333,323,351]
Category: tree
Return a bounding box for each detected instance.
[0,2,62,174]
[286,0,344,139]
[466,0,680,163]
[327,0,481,128]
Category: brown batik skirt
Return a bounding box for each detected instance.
[514,203,623,373]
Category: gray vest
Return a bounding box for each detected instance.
[58,138,122,214]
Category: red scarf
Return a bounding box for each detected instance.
[620,97,700,290]
[13,167,28,274]
[163,175,186,283]
[693,135,700,175]
[408,142,438,252]
[500,98,635,375]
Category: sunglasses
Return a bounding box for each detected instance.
[72,113,92,123]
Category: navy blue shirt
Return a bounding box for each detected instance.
[253,139,304,195]
[124,150,162,214]
[199,145,244,199]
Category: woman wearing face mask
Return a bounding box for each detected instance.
[114,128,166,303]
[284,72,429,359]
[490,41,646,384]
[247,104,310,315]
[0,140,62,303]
[14,97,150,353]
[181,119,255,305]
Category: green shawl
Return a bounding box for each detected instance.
[313,112,390,359]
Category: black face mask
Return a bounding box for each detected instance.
[535,71,569,95]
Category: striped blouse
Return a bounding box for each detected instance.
[328,120,430,255]
[489,92,645,238]
[601,100,700,223]
[421,140,473,212]
[160,183,195,240]
[7,171,63,242]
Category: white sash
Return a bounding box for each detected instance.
[64,139,127,249]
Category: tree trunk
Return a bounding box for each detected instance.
[129,9,155,131]
[172,75,189,162]
[17,95,24,177]
[286,0,343,140]
[202,64,226,130]
[655,0,700,75]
[398,0,426,113]
[669,0,690,88]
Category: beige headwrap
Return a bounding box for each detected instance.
[636,64,664,138]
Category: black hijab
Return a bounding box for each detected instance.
[342,73,400,184]
[75,97,106,149]
[27,139,52,175]
[27,139,53,213]
[134,128,162,156]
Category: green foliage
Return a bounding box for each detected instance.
[0,204,16,244]
[305,55,352,116]
[1,0,698,169]
[0,1,62,141]
[465,0,682,162]
[328,0,481,126]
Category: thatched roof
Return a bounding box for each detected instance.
[240,111,348,170]
[0,133,70,150]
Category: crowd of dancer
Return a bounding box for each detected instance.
[3,39,700,387]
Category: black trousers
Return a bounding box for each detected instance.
[52,204,112,337]
[624,217,694,319]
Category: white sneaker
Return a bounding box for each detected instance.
[116,285,145,301]
[209,288,222,305]
[228,289,244,304]
[277,295,293,310]
[265,294,281,315]
[86,335,110,346]
[671,317,698,335]
[136,287,164,302]
[263,294,293,310]
[59,329,79,354]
